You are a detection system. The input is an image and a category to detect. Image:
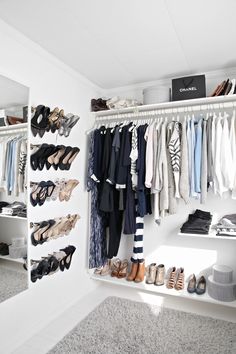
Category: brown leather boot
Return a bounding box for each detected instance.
[126,262,138,281]
[134,262,145,283]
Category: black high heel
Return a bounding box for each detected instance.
[59,245,76,271]
[30,181,47,206]
[64,147,80,170]
[58,146,73,170]
[30,144,48,171]
[31,259,50,282]
[39,219,56,244]
[38,144,57,171]
[31,105,45,137]
[38,107,50,137]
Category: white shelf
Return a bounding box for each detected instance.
[0,122,28,132]
[93,94,236,117]
[91,274,236,308]
[0,214,27,221]
[178,232,236,241]
[0,255,24,264]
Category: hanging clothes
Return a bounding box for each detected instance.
[0,135,27,196]
[87,131,107,269]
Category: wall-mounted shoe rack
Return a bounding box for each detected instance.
[29,105,80,283]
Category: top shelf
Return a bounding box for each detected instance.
[93,95,236,118]
[0,122,28,132]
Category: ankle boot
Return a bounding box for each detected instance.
[126,262,138,281]
[134,262,145,283]
[155,264,165,286]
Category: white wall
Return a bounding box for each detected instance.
[0,19,100,353]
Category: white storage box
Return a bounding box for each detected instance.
[11,237,25,248]
[143,85,170,105]
[9,245,27,259]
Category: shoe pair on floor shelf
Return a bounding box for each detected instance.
[146,264,184,290]
[31,105,80,138]
[31,245,76,282]
[31,214,80,246]
[94,258,145,283]
[187,274,206,295]
[30,179,79,206]
[94,259,129,278]
[30,144,80,171]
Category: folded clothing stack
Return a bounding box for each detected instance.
[0,242,9,255]
[180,209,212,235]
[214,214,236,237]
[1,202,27,217]
[0,201,9,213]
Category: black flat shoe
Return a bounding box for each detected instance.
[196,276,206,295]
[31,105,45,137]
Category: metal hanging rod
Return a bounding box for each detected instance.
[94,96,236,121]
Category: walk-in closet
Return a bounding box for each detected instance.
[0,1,236,354]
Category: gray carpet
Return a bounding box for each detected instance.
[0,265,28,303]
[49,296,236,354]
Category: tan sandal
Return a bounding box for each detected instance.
[111,259,121,277]
[166,267,177,289]
[175,268,185,290]
[117,259,129,278]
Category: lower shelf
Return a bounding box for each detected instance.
[0,255,24,264]
[91,274,236,309]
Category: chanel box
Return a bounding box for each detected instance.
[172,75,206,101]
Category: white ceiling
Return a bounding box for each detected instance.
[0,0,235,89]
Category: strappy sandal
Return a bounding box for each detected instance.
[48,107,59,133]
[63,114,80,137]
[59,179,79,201]
[50,178,60,201]
[175,268,185,290]
[111,258,121,277]
[117,259,129,278]
[166,267,177,289]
